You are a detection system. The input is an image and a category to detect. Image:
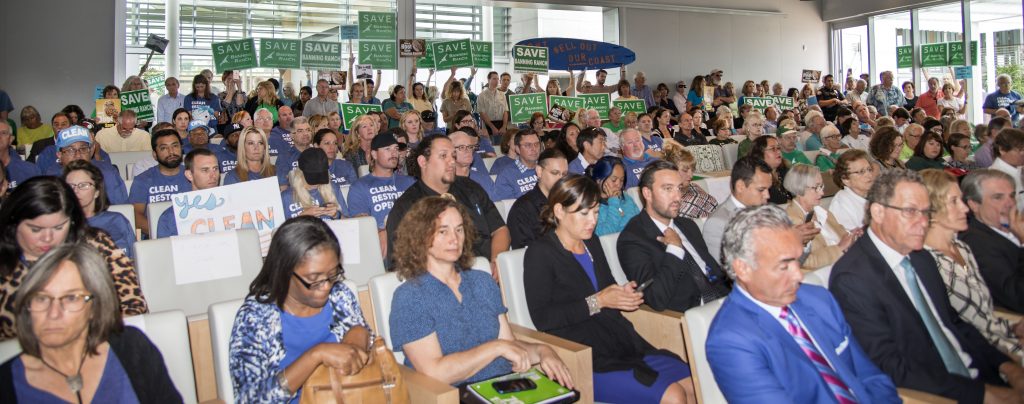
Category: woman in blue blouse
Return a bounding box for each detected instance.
[229,216,371,402]
[586,156,640,236]
[389,196,573,389]
[312,128,357,187]
[224,126,276,185]
[61,160,135,259]
[183,74,224,133]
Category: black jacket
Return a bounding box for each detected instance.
[830,235,1010,403]
[959,215,1024,313]
[508,187,547,250]
[0,326,183,403]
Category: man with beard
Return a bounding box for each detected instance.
[155,148,221,238]
[385,134,509,276]
[129,128,191,237]
[617,160,730,312]
[507,148,567,249]
[274,115,313,189]
[450,129,498,201]
[576,66,627,94]
[348,133,416,253]
[45,125,127,203]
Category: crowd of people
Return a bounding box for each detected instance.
[2,62,1024,403]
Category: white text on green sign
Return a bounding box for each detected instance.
[358,41,397,70]
[431,39,474,70]
[509,93,547,124]
[341,103,383,130]
[212,38,258,73]
[358,12,397,40]
[513,45,549,73]
[580,93,610,119]
[301,41,342,69]
[261,39,301,69]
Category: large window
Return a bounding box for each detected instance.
[834,25,869,83]
[972,0,1024,118]
[873,12,912,86]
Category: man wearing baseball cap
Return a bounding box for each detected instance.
[420,110,444,137]
[46,126,128,204]
[37,118,111,174]
[215,123,243,174]
[155,148,222,238]
[129,128,192,237]
[348,133,416,235]
[778,122,812,165]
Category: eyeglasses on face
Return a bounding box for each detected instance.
[66,182,96,191]
[292,267,344,290]
[27,293,94,312]
[878,203,932,221]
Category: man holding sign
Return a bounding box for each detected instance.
[156,148,221,238]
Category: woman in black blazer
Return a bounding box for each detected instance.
[523,174,695,404]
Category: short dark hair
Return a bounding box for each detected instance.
[989,117,1011,136]
[865,168,924,224]
[0,177,87,276]
[408,134,450,178]
[946,132,971,156]
[538,148,566,167]
[184,148,217,171]
[730,156,772,192]
[514,129,539,146]
[912,132,944,161]
[575,127,605,154]
[892,108,911,120]
[638,160,678,208]
[994,128,1024,158]
[248,216,343,308]
[869,126,903,162]
[487,71,499,80]
[151,128,181,150]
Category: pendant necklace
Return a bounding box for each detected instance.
[39,350,88,404]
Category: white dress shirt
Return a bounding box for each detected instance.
[649,215,709,276]
[829,188,867,231]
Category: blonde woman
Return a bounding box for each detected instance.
[400,110,424,146]
[281,148,347,220]
[224,126,275,185]
[343,115,378,167]
[307,114,328,132]
[440,80,471,128]
[245,81,284,123]
[348,81,366,103]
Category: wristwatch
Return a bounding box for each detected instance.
[586,294,601,316]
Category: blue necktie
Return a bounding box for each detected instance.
[900,257,970,377]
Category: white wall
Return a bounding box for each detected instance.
[619,0,827,93]
[822,0,941,22]
[0,0,116,124]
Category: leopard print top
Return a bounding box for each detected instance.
[0,228,149,340]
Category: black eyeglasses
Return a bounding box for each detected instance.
[878,203,932,221]
[292,267,344,290]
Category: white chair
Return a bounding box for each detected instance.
[682,298,728,404]
[325,216,385,286]
[211,137,223,145]
[496,248,536,330]
[108,204,137,235]
[802,265,833,287]
[489,174,497,183]
[482,157,497,171]
[146,201,172,238]
[109,151,154,180]
[692,217,706,231]
[721,143,739,169]
[358,164,369,177]
[819,196,833,209]
[495,199,515,222]
[134,229,263,316]
[124,179,134,195]
[208,281,359,404]
[471,256,490,272]
[123,310,199,404]
[624,187,641,210]
[598,232,628,285]
[686,144,726,173]
[0,338,19,364]
[729,134,746,144]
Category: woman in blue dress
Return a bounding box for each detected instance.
[389,196,573,390]
[61,160,135,259]
[586,156,640,236]
[524,175,695,403]
[223,126,275,185]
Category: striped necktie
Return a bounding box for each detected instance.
[780,306,858,404]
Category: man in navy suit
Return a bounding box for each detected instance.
[831,169,1024,403]
[707,204,899,403]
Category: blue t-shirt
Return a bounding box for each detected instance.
[128,166,192,204]
[13,344,140,404]
[468,166,499,202]
[390,269,511,384]
[280,186,348,220]
[89,211,136,259]
[215,147,238,173]
[281,301,338,403]
[643,135,664,153]
[984,90,1023,121]
[382,100,414,128]
[268,127,293,157]
[803,133,823,151]
[347,174,416,229]
[275,146,302,186]
[493,160,537,201]
[5,150,41,189]
[183,94,223,133]
[595,195,640,236]
[687,89,703,107]
[329,159,358,187]
[477,137,496,156]
[223,169,264,185]
[488,155,513,175]
[45,160,127,205]
[623,155,656,188]
[37,145,111,174]
[156,207,178,238]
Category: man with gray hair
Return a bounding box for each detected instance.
[631,71,655,109]
[831,168,1024,402]
[302,79,339,117]
[800,110,827,151]
[988,128,1024,207]
[583,108,618,154]
[848,79,868,105]
[867,71,903,117]
[984,74,1023,121]
[960,169,1024,313]
[707,204,899,403]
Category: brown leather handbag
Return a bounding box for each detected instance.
[299,337,409,404]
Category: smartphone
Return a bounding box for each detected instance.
[492,378,537,394]
[636,278,655,293]
[804,211,815,223]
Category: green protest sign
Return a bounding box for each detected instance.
[144,73,166,97]
[513,45,549,74]
[897,46,913,69]
[471,41,493,69]
[120,89,154,121]
[260,39,301,69]
[431,39,474,70]
[766,95,795,110]
[579,93,610,119]
[548,96,586,118]
[212,38,257,73]
[921,43,948,67]
[340,103,384,130]
[948,41,978,66]
[358,11,396,40]
[301,41,342,69]
[358,40,397,70]
[612,99,646,115]
[416,40,436,67]
[743,97,775,111]
[509,93,548,124]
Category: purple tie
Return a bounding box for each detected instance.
[780,306,858,404]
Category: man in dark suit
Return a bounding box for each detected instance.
[960,169,1024,313]
[617,160,729,312]
[708,204,899,403]
[830,169,1024,403]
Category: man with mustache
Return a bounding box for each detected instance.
[129,128,192,238]
[347,133,416,254]
[617,160,730,312]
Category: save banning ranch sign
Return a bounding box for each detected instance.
[744,96,795,111]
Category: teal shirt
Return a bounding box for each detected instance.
[783,150,812,165]
[595,195,640,236]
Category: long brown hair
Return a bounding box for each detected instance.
[393,197,477,281]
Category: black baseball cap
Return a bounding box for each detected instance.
[371,132,399,150]
[297,148,330,185]
[420,110,437,123]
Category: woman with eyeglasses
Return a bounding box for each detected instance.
[783,164,858,270]
[390,197,572,392]
[0,176,148,340]
[230,216,370,402]
[61,160,135,260]
[814,123,846,174]
[946,133,979,173]
[0,243,180,402]
[869,126,907,171]
[828,149,878,231]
